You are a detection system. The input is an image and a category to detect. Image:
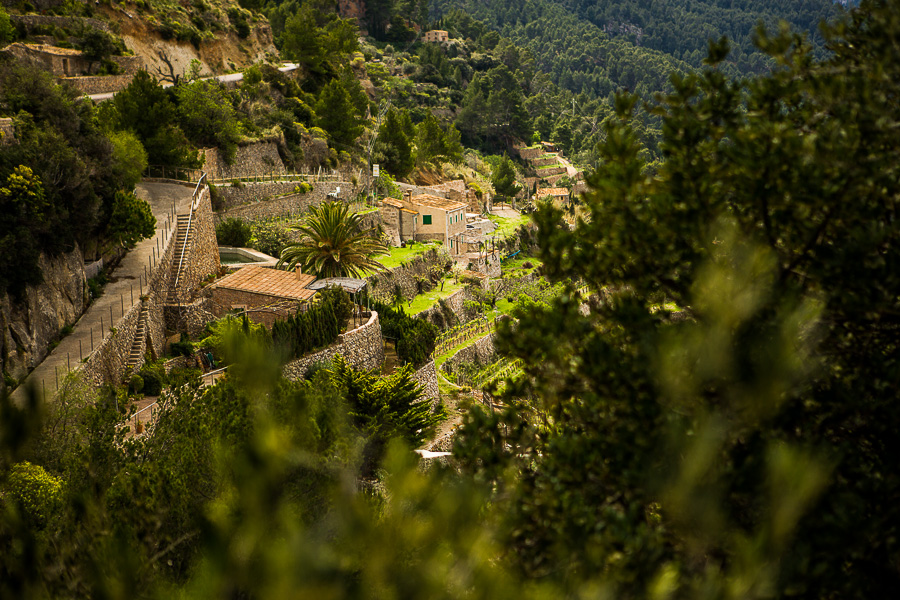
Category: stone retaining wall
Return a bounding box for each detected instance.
[366,249,453,304]
[536,166,567,177]
[10,15,113,33]
[530,156,559,168]
[202,142,286,181]
[214,183,358,223]
[167,297,217,340]
[491,272,541,300]
[61,73,132,95]
[282,311,385,380]
[80,299,142,388]
[516,147,543,160]
[412,359,440,408]
[440,333,496,378]
[214,181,304,210]
[415,286,483,331]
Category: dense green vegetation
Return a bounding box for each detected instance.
[372,299,440,367]
[271,285,354,359]
[4,0,900,597]
[0,63,155,295]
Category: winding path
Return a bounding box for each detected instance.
[11,182,193,405]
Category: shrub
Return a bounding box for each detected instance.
[129,374,144,394]
[7,462,63,529]
[170,334,194,357]
[249,221,292,257]
[372,300,438,367]
[216,217,252,247]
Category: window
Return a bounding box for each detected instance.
[423,215,432,225]
[450,239,453,248]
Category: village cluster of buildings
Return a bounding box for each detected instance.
[379,181,498,257]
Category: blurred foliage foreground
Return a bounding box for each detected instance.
[3,1,900,598]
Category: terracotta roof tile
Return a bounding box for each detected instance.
[215,266,317,301]
[410,193,468,211]
[537,187,569,197]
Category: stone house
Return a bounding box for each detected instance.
[424,30,449,43]
[2,43,91,77]
[405,193,468,255]
[209,266,317,328]
[537,187,570,205]
[381,197,419,245]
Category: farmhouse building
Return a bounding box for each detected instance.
[209,266,317,328]
[424,30,449,43]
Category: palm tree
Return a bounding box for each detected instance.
[278,201,389,278]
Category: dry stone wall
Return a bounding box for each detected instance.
[9,15,112,33]
[214,183,360,224]
[62,73,133,95]
[530,156,559,168]
[80,299,142,388]
[282,311,385,380]
[415,286,483,331]
[516,147,543,160]
[440,333,496,379]
[214,181,304,211]
[412,359,440,408]
[202,142,286,181]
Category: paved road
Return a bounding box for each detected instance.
[11,182,193,405]
[86,63,299,102]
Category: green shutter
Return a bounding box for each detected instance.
[423,215,432,225]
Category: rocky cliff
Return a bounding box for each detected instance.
[1,247,87,393]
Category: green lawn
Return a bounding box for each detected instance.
[405,278,465,315]
[499,256,541,276]
[488,212,531,239]
[376,241,440,269]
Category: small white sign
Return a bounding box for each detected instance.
[372,164,380,177]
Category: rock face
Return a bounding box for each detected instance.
[0,247,87,388]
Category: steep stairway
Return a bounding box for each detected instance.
[167,214,192,303]
[126,302,150,371]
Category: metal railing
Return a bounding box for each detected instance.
[172,173,207,299]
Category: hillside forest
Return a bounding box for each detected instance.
[3,0,900,598]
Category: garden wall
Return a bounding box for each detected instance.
[282,311,385,380]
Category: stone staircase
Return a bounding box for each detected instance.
[167,214,192,304]
[126,302,150,371]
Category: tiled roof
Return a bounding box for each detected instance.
[382,197,404,208]
[537,187,569,197]
[215,266,316,301]
[410,193,468,211]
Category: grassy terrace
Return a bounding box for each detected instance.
[376,241,440,269]
[488,212,531,238]
[406,278,465,314]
